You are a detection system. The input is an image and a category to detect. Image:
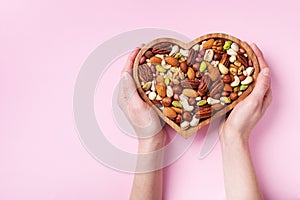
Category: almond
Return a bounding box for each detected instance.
[182,89,199,98]
[203,39,215,50]
[163,107,177,120]
[164,56,179,67]
[155,83,166,98]
[187,67,195,80]
[171,107,182,114]
[150,56,162,64]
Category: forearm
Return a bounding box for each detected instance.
[130,129,167,200]
[220,132,263,200]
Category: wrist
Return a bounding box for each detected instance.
[138,128,167,153]
[220,129,249,149]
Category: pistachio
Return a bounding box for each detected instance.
[220,96,231,104]
[200,61,207,72]
[233,86,240,93]
[223,41,232,50]
[218,63,229,75]
[240,84,248,91]
[172,100,182,108]
[156,65,166,73]
[197,100,207,106]
[231,75,240,87]
[164,77,170,86]
[142,82,152,90]
[174,53,182,59]
[241,76,253,85]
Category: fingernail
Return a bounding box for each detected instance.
[263,68,270,77]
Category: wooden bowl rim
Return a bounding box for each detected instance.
[133,33,259,139]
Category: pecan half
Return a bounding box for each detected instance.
[181,79,200,89]
[198,75,210,96]
[209,80,224,97]
[195,105,212,119]
[237,52,248,67]
[152,42,172,54]
[187,49,197,66]
[220,53,230,67]
[138,64,153,82]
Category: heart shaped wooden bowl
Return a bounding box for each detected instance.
[133,33,259,139]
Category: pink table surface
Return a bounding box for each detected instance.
[1,0,300,199]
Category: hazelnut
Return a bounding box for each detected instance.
[175,114,182,124]
[180,61,188,73]
[162,97,172,107]
[230,92,238,101]
[192,63,200,71]
[173,93,180,101]
[222,91,230,96]
[172,85,182,94]
[222,75,231,84]
[224,84,232,92]
[214,54,221,61]
[199,49,205,57]
[188,97,196,105]
[213,93,221,99]
[239,75,246,81]
[182,111,192,122]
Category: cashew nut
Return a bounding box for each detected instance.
[190,116,200,127]
[241,76,253,85]
[207,97,220,105]
[231,75,240,87]
[246,67,254,76]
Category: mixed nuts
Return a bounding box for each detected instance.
[137,38,255,131]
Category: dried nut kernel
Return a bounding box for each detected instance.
[148,91,156,100]
[172,107,182,114]
[197,100,207,106]
[229,65,238,76]
[172,85,182,94]
[240,84,248,91]
[241,76,253,85]
[173,93,179,100]
[227,49,238,56]
[156,83,166,98]
[229,55,237,63]
[163,107,177,120]
[156,95,162,101]
[207,97,220,105]
[164,77,170,85]
[204,49,214,62]
[182,88,199,97]
[180,121,190,130]
[223,41,232,50]
[246,67,254,76]
[183,111,192,122]
[234,60,241,67]
[188,97,196,105]
[230,92,238,101]
[165,56,179,67]
[224,84,232,92]
[180,61,188,73]
[175,114,182,124]
[150,56,162,64]
[169,45,179,56]
[220,96,231,104]
[222,75,232,84]
[166,86,173,97]
[200,61,207,72]
[172,100,182,108]
[231,76,240,87]
[218,63,229,75]
[203,39,215,50]
[156,75,164,83]
[180,49,189,57]
[192,44,200,51]
[174,53,182,59]
[142,82,152,90]
[156,65,166,73]
[231,43,239,52]
[239,75,246,81]
[212,103,224,111]
[180,95,194,111]
[190,116,200,127]
[187,67,195,80]
[161,97,171,107]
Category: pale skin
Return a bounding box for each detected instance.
[118,44,272,200]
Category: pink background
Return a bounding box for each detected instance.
[1,0,300,199]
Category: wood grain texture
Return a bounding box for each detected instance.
[133,33,259,139]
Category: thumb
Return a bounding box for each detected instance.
[250,68,271,100]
